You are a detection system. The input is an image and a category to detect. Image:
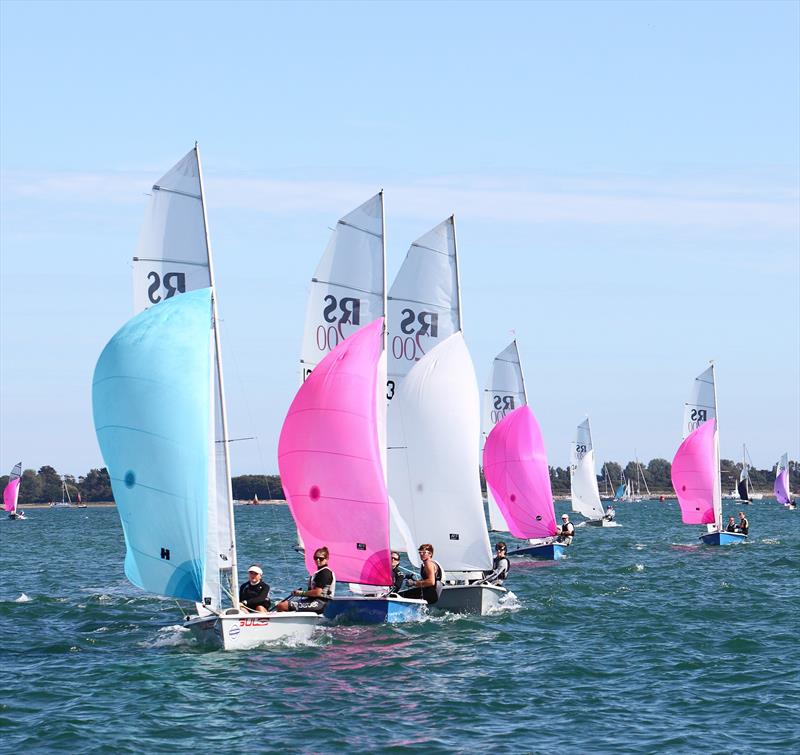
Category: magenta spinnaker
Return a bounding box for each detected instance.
[483,405,556,540]
[671,419,717,525]
[278,317,392,586]
[3,478,20,512]
[774,469,791,505]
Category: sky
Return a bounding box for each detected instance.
[1,0,798,478]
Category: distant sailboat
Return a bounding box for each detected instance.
[96,147,319,649]
[671,363,746,546]
[570,419,619,527]
[774,453,794,508]
[388,217,505,613]
[736,444,763,502]
[4,462,25,520]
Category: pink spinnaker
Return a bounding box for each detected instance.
[3,478,20,513]
[483,405,557,540]
[278,318,392,586]
[774,469,791,505]
[671,419,716,525]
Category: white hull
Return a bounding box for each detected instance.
[585,518,621,528]
[185,611,320,650]
[435,583,506,615]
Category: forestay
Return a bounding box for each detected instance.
[131,147,234,611]
[3,462,22,514]
[93,289,214,603]
[390,333,492,571]
[482,340,527,532]
[483,405,557,540]
[570,418,605,521]
[279,319,392,587]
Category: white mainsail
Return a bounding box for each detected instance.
[570,418,605,521]
[131,146,236,611]
[481,339,527,532]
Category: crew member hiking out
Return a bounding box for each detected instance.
[399,544,443,605]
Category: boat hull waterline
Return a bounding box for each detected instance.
[584,519,621,528]
[185,611,320,650]
[435,584,507,614]
[699,531,748,547]
[508,543,567,560]
[323,595,427,624]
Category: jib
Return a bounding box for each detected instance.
[323,295,360,325]
[399,308,438,337]
[147,271,186,304]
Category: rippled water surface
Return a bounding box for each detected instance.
[1,501,798,753]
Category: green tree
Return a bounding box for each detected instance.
[19,469,42,503]
[646,458,672,490]
[37,465,62,503]
[79,468,113,502]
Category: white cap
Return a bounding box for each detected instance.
[247,565,263,575]
[561,514,569,519]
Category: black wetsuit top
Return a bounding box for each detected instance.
[419,560,442,605]
[390,565,405,592]
[308,566,335,598]
[239,580,271,610]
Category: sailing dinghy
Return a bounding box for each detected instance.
[95,147,319,649]
[285,193,424,623]
[4,462,25,520]
[736,444,763,502]
[570,419,619,527]
[671,363,746,546]
[774,453,794,508]
[388,218,505,613]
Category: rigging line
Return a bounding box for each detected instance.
[152,184,201,200]
[132,257,209,268]
[215,436,256,444]
[411,241,452,257]
[337,218,382,239]
[310,278,383,297]
[387,295,453,310]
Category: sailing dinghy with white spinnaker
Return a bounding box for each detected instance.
[388,217,505,613]
[570,418,619,527]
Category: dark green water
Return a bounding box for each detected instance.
[1,501,798,753]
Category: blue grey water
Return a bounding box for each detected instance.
[1,501,798,754]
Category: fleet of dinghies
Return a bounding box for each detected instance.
[77,147,793,650]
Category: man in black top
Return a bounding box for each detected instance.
[726,516,737,533]
[275,546,336,614]
[239,565,271,613]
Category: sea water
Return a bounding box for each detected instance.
[1,500,797,753]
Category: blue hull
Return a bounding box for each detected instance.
[508,543,567,560]
[699,531,748,546]
[322,596,426,624]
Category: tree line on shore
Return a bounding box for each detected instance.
[3,459,798,504]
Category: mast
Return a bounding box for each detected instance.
[451,215,463,332]
[380,189,388,487]
[710,361,722,530]
[515,339,529,405]
[195,142,239,610]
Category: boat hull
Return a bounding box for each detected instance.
[435,584,507,614]
[699,531,748,546]
[585,518,620,528]
[508,543,567,560]
[323,595,427,624]
[185,611,320,650]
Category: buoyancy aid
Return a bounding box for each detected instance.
[307,566,336,599]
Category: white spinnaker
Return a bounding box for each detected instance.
[683,364,722,529]
[570,418,604,520]
[300,193,385,379]
[482,339,527,532]
[131,147,233,611]
[390,333,493,572]
[388,216,460,551]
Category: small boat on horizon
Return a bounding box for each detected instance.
[4,462,25,520]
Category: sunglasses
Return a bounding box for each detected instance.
[314,556,327,561]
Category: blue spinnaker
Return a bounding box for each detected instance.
[614,483,626,500]
[93,288,213,602]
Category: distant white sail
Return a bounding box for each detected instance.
[481,339,527,532]
[570,418,605,521]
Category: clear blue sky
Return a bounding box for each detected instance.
[1,0,798,477]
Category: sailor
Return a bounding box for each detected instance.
[399,544,443,605]
[275,546,336,614]
[389,551,406,593]
[555,514,575,544]
[239,565,271,613]
[483,542,510,585]
[604,504,616,522]
[726,516,737,533]
[738,511,749,536]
